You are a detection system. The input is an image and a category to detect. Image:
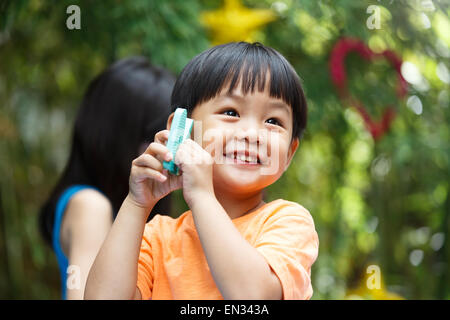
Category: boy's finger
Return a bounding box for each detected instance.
[132,154,164,172]
[133,166,167,183]
[143,142,172,162]
[154,129,170,145]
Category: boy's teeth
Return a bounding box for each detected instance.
[224,152,258,163]
[236,154,257,163]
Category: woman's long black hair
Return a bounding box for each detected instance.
[39,56,176,246]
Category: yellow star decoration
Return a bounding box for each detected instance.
[200,0,277,45]
[345,265,405,300]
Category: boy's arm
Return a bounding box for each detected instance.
[190,192,282,300]
[84,195,154,300]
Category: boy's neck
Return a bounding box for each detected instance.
[213,189,266,220]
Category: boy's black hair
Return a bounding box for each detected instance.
[39,56,175,246]
[171,42,307,142]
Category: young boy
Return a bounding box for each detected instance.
[85,42,319,300]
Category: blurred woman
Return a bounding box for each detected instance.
[38,56,175,299]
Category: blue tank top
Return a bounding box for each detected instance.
[52,184,101,299]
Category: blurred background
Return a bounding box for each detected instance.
[0,0,449,299]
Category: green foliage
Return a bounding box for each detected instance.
[0,0,449,299]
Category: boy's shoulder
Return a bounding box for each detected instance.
[264,198,314,224]
[273,198,308,211]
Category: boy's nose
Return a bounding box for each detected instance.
[234,127,259,144]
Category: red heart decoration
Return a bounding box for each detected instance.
[329,37,408,140]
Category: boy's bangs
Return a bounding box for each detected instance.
[199,47,301,110]
[171,42,307,140]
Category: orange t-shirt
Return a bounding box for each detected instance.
[136,198,319,300]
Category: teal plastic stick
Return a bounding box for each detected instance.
[163,108,194,175]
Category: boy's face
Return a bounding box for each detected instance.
[168,78,299,196]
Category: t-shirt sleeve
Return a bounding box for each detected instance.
[254,203,319,300]
[136,223,155,300]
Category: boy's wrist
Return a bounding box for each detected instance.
[124,194,155,220]
[188,189,216,209]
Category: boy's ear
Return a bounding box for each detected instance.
[166,112,175,131]
[284,137,299,172]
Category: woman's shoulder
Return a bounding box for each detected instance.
[68,188,110,206]
[60,188,113,253]
[64,188,113,219]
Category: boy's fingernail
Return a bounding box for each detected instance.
[165,153,172,161]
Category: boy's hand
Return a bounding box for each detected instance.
[128,129,183,210]
[174,138,215,207]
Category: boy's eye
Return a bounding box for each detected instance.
[222,109,284,127]
[222,109,239,117]
[266,118,282,127]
